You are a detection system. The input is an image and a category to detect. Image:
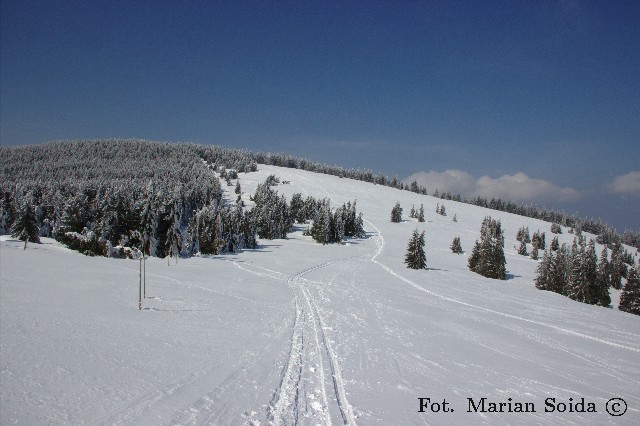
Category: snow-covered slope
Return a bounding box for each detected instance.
[1,165,639,425]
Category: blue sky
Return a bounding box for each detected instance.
[1,0,639,231]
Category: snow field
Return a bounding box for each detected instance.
[1,164,639,425]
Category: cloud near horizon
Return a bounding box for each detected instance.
[607,171,640,196]
[404,170,582,205]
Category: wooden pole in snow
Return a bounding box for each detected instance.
[143,255,146,299]
[139,257,142,310]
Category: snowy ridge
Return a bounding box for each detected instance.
[1,164,639,425]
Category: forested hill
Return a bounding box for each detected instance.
[1,139,638,251]
[0,139,257,187]
[0,139,259,257]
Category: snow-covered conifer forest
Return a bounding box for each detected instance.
[1,139,639,425]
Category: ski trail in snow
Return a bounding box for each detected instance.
[363,218,640,354]
[268,258,358,426]
[303,286,358,426]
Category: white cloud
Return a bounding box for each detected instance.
[608,171,640,196]
[475,173,581,203]
[404,170,582,204]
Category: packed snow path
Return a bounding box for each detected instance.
[269,258,358,426]
[2,164,640,425]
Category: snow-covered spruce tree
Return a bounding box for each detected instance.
[529,246,538,260]
[467,240,481,272]
[550,236,559,252]
[583,240,603,305]
[303,196,318,223]
[594,247,612,307]
[549,244,569,295]
[517,240,528,256]
[598,247,611,298]
[452,213,457,222]
[193,205,221,255]
[0,204,9,235]
[390,202,402,223]
[405,229,426,269]
[468,216,506,280]
[621,249,634,266]
[11,199,40,249]
[418,204,425,223]
[165,202,182,264]
[409,205,416,219]
[289,193,306,224]
[310,199,331,244]
[0,193,16,235]
[610,242,623,289]
[516,226,531,244]
[619,266,640,315]
[60,192,92,234]
[252,181,293,240]
[531,231,541,250]
[239,207,258,250]
[450,236,463,254]
[551,223,563,234]
[567,239,588,302]
[339,200,365,239]
[534,250,552,290]
[140,187,157,257]
[308,198,364,244]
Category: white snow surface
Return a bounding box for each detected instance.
[1,165,639,425]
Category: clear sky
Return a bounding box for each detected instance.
[1,0,639,231]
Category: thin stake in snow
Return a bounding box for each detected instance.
[139,257,142,311]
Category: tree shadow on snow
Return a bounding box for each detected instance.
[505,273,522,280]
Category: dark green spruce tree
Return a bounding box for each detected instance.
[595,247,611,306]
[619,266,640,315]
[567,239,589,302]
[405,229,426,269]
[450,236,463,254]
[549,245,569,295]
[468,216,506,280]
[583,240,604,305]
[417,204,425,223]
[391,202,403,223]
[534,250,552,290]
[11,200,40,249]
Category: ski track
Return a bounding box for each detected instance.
[268,258,358,426]
[363,218,640,353]
[102,253,359,425]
